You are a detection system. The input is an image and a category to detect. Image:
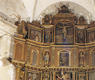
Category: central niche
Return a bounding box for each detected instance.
[59,51,69,66]
[55,22,74,45]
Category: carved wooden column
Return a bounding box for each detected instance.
[25,43,31,64]
[89,53,92,66]
[86,72,89,80]
[52,47,55,66]
[72,72,76,80]
[54,26,55,44]
[25,66,28,80]
[16,65,21,80]
[50,72,53,80]
[53,71,56,80]
[74,26,76,44]
[73,48,78,67]
[41,71,43,80]
[39,48,44,66]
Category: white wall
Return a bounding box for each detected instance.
[20,0,95,22]
[0,0,95,22]
[0,0,28,22]
[34,0,95,22]
[0,60,15,80]
[0,17,16,80]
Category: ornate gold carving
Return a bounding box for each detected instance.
[13,4,95,80]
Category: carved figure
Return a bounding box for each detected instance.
[79,52,85,66]
[77,30,84,43]
[43,15,52,24]
[44,51,50,66]
[62,27,67,40]
[58,5,70,13]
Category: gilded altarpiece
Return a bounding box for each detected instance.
[12,4,95,80]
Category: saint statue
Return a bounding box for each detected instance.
[80,52,85,67]
[44,51,50,66]
[62,27,67,41]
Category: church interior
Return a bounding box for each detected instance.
[0,0,95,80]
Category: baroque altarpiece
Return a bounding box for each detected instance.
[12,5,95,80]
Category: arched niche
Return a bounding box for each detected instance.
[58,50,71,66]
[43,51,50,67]
[79,50,89,67]
[32,49,39,66]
